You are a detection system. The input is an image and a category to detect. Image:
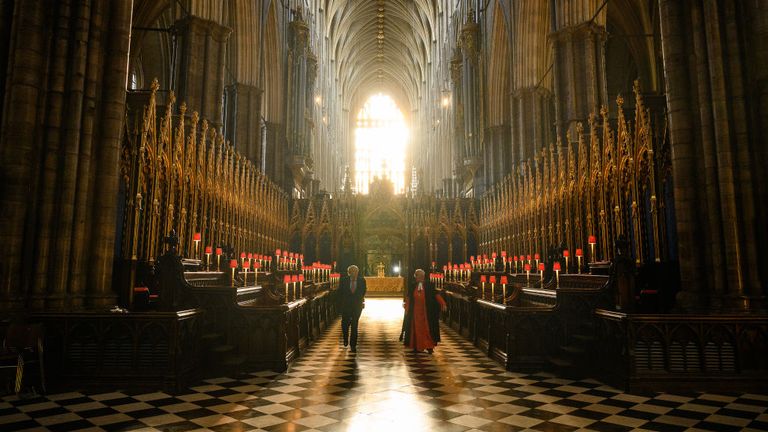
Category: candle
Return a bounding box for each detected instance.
[490,275,496,301]
[538,262,545,288]
[242,259,250,286]
[253,261,260,285]
[229,259,238,287]
[283,274,291,301]
[501,251,507,272]
[205,246,212,270]
[216,247,222,270]
[575,248,583,274]
[534,253,540,268]
[553,262,561,288]
[298,274,305,297]
[525,263,531,285]
[500,276,508,304]
[480,275,487,299]
[563,249,570,274]
[240,252,247,267]
[588,235,597,263]
[193,232,201,259]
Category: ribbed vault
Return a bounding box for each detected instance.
[326,0,436,115]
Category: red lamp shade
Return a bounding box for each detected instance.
[453,264,459,270]
[215,247,222,256]
[267,256,272,261]
[480,275,487,283]
[247,253,253,259]
[527,254,532,260]
[291,275,299,283]
[193,232,201,241]
[432,261,436,266]
[500,276,508,284]
[289,252,294,259]
[501,251,507,257]
[229,259,238,269]
[470,256,475,261]
[276,249,281,256]
[490,276,496,284]
[243,261,250,269]
[443,265,447,271]
[282,251,288,257]
[538,263,545,271]
[576,248,584,257]
[205,246,212,254]
[492,252,497,259]
[283,275,291,284]
[553,262,561,271]
[240,252,246,259]
[563,249,570,258]
[534,253,540,260]
[298,274,305,282]
[588,235,597,244]
[253,262,261,269]
[524,264,531,271]
[513,255,519,261]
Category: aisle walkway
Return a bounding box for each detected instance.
[1,299,767,431]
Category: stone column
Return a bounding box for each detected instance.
[224,83,263,166]
[659,0,765,311]
[510,87,554,164]
[0,0,48,311]
[174,15,231,128]
[459,9,483,195]
[483,125,511,186]
[284,9,316,193]
[87,0,133,309]
[0,0,133,313]
[550,22,608,140]
[264,121,286,191]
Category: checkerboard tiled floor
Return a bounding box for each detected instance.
[1,299,767,431]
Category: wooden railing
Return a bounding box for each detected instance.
[594,311,768,392]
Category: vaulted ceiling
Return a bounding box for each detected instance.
[325,0,438,114]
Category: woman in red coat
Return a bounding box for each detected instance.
[402,269,446,353]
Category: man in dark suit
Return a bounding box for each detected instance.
[339,265,366,352]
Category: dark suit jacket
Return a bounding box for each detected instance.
[338,275,367,315]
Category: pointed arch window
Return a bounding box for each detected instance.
[354,94,408,194]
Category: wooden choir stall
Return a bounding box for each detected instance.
[435,84,768,394]
[30,82,341,392]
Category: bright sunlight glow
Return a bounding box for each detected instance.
[354,94,408,195]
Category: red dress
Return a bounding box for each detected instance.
[406,284,446,351]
